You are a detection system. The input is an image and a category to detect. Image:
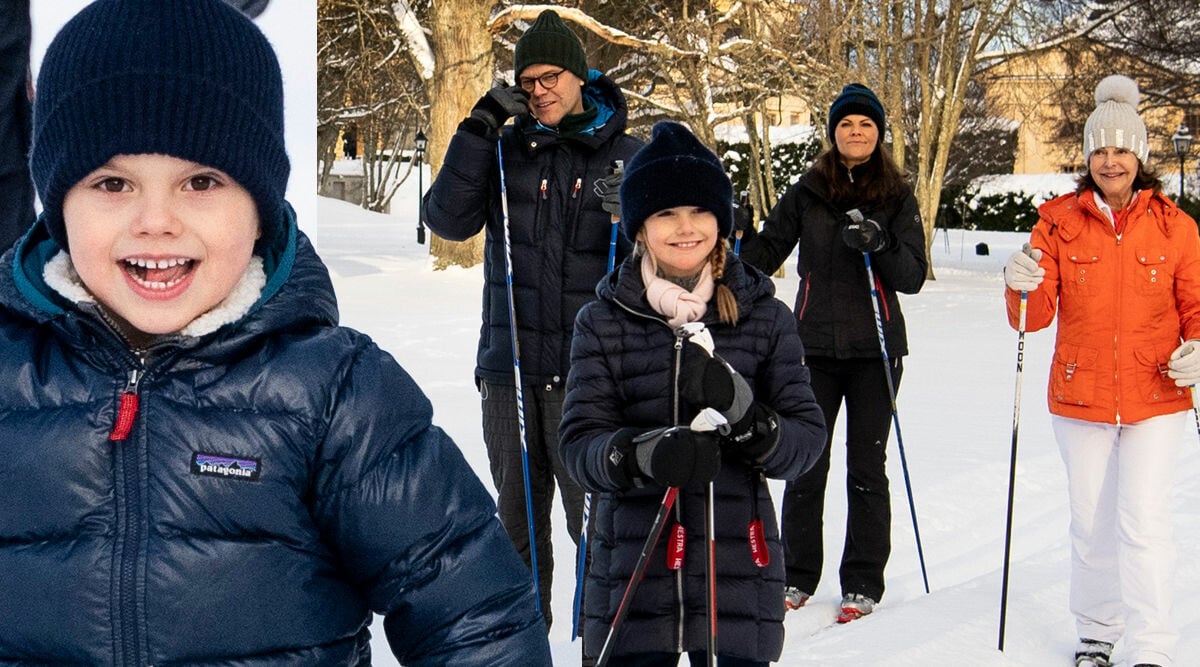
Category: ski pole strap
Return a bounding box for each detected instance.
[748,471,769,567]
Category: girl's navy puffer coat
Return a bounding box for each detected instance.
[560,253,827,661]
[0,214,549,666]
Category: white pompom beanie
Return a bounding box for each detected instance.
[1082,74,1149,163]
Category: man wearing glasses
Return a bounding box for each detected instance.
[424,9,642,633]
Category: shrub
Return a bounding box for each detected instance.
[718,135,824,196]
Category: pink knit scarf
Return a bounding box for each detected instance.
[641,253,714,328]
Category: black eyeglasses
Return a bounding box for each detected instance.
[519,68,567,92]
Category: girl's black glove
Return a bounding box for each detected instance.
[606,426,721,489]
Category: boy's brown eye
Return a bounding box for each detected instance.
[100,178,126,192]
[189,176,215,191]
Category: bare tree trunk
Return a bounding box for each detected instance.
[426,0,491,269]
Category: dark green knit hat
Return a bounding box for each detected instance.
[514,10,587,81]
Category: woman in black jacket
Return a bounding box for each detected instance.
[740,83,927,622]
[561,121,825,665]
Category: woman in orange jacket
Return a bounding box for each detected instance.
[1003,75,1200,667]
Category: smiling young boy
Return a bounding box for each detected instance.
[0,1,550,664]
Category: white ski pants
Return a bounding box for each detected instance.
[1052,412,1183,667]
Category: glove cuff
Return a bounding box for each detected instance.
[727,403,780,463]
[458,116,497,139]
[606,427,644,489]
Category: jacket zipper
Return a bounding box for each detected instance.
[610,297,694,651]
[1114,235,1123,423]
[797,271,812,320]
[115,362,146,666]
[875,273,891,322]
[672,333,686,653]
[110,369,142,441]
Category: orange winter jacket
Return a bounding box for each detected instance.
[1005,189,1200,424]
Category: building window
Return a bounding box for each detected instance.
[1186,108,1200,134]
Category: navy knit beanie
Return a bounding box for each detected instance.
[827,83,886,141]
[513,10,588,81]
[30,0,289,253]
[620,121,733,241]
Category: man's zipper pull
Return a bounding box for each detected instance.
[110,369,142,441]
[540,178,548,200]
[571,177,582,199]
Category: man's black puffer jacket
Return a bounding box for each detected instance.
[423,71,643,388]
[560,253,827,661]
[0,213,549,666]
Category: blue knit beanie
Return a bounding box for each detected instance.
[827,83,886,141]
[620,121,733,241]
[30,0,289,253]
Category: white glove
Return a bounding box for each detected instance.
[1004,243,1045,292]
[1168,340,1200,387]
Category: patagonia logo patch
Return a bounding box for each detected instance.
[191,452,261,481]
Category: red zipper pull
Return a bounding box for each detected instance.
[748,472,769,567]
[666,522,686,570]
[540,178,548,200]
[109,369,142,441]
[571,177,582,199]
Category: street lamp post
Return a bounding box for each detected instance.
[1172,123,1192,201]
[415,129,428,244]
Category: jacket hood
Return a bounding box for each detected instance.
[597,250,775,325]
[0,204,337,358]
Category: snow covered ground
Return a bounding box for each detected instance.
[32,4,1200,665]
[315,181,1200,666]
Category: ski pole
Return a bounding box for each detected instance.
[570,493,591,641]
[704,482,717,666]
[733,190,748,256]
[605,160,624,272]
[998,290,1028,651]
[1191,386,1200,444]
[595,486,679,667]
[496,141,541,615]
[573,160,626,642]
[849,210,930,594]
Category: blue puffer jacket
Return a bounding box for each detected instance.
[0,213,550,666]
[560,253,827,661]
[423,71,643,388]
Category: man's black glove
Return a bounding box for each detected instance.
[464,84,530,136]
[595,164,624,217]
[841,210,890,253]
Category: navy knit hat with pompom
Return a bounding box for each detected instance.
[30,0,289,252]
[620,121,733,241]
